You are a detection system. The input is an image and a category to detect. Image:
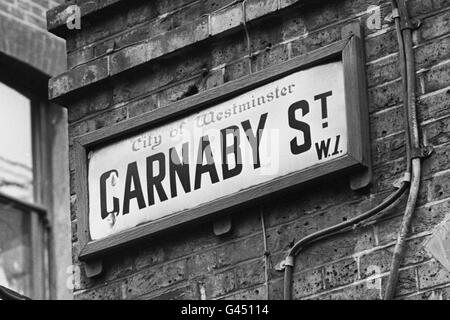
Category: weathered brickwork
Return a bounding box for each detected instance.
[0,0,66,78]
[49,0,450,300]
[0,0,63,29]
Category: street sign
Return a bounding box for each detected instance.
[88,62,348,240]
[74,34,370,260]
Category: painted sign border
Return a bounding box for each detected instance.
[74,29,370,261]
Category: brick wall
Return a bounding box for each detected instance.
[49,0,450,300]
[0,0,67,79]
[0,0,63,29]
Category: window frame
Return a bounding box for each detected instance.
[0,87,49,300]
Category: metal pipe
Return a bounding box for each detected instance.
[260,209,270,300]
[384,0,422,299]
[284,265,293,300]
[283,182,409,300]
[392,0,412,172]
[281,0,421,301]
[385,159,420,299]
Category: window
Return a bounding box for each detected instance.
[0,82,47,299]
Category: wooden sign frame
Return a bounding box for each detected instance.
[73,26,370,262]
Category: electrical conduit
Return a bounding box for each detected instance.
[282,0,422,300]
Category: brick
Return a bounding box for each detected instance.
[186,250,218,277]
[67,47,94,70]
[371,132,406,166]
[366,54,400,88]
[324,258,358,290]
[292,267,324,298]
[251,43,290,72]
[210,4,243,36]
[267,217,319,253]
[416,10,450,44]
[109,42,151,76]
[200,270,236,298]
[407,0,449,17]
[134,245,165,271]
[231,209,263,238]
[215,235,264,269]
[280,12,307,41]
[438,286,450,299]
[155,0,198,16]
[290,24,341,58]
[421,114,450,147]
[130,212,264,273]
[359,236,432,278]
[111,54,211,107]
[312,282,381,300]
[235,259,266,290]
[76,262,109,291]
[421,144,450,179]
[421,62,450,94]
[267,278,284,300]
[368,80,402,114]
[293,227,376,272]
[68,87,113,122]
[265,196,378,255]
[204,68,225,89]
[426,172,450,202]
[222,285,266,300]
[167,16,209,52]
[381,267,418,297]
[365,30,397,62]
[141,283,199,300]
[418,259,450,290]
[360,248,392,279]
[418,88,450,123]
[86,106,128,131]
[263,178,363,229]
[101,253,135,282]
[49,56,109,99]
[411,201,450,235]
[127,94,160,118]
[415,36,450,70]
[245,0,278,21]
[132,223,221,269]
[158,77,202,107]
[224,59,251,82]
[125,259,187,298]
[370,106,405,139]
[74,282,122,300]
[370,157,406,194]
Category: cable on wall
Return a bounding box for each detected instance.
[242,0,254,74]
[260,209,270,300]
[384,0,428,299]
[279,0,431,300]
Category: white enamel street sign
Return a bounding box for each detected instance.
[88,61,347,240]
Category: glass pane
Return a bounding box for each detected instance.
[0,200,32,297]
[0,82,34,202]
